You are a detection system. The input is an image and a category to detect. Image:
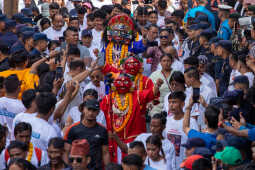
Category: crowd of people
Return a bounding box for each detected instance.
[0,0,255,170]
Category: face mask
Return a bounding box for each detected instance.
[124,57,141,75]
[114,76,132,94]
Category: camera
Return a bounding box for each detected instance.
[238,16,255,30]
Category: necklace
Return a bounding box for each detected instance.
[112,92,133,132]
[106,42,128,66]
[114,92,129,111]
[26,142,33,162]
[134,73,143,91]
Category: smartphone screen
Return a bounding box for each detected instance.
[56,67,63,80]
[193,88,200,103]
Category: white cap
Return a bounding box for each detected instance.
[218,4,232,10]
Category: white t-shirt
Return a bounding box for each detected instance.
[184,84,217,130]
[84,81,105,100]
[200,73,217,95]
[145,158,167,170]
[165,116,198,169]
[69,106,106,127]
[135,133,176,170]
[43,26,66,40]
[92,29,103,50]
[91,0,112,8]
[228,69,239,91]
[157,15,165,27]
[17,116,58,150]
[0,97,25,134]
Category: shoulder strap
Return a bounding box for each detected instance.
[34,147,42,166]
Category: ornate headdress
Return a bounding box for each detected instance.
[107,14,134,44]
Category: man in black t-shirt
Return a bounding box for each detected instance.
[65,99,110,170]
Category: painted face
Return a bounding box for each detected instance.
[124,57,141,75]
[114,76,132,94]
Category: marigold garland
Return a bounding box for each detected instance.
[135,32,139,41]
[112,92,133,132]
[115,92,129,111]
[106,42,128,67]
[134,73,143,91]
[27,142,33,162]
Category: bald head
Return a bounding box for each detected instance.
[164,46,177,59]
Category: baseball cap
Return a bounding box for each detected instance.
[214,146,243,166]
[21,8,33,17]
[217,40,232,52]
[218,4,232,11]
[33,33,49,42]
[82,29,92,37]
[180,155,204,169]
[181,138,206,149]
[84,99,100,110]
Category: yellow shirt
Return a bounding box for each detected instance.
[0,69,39,99]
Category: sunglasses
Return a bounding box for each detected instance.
[160,35,168,39]
[69,157,83,163]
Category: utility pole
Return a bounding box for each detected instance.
[4,0,18,17]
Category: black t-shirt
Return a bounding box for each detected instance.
[66,123,108,170]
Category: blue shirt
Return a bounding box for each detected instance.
[218,19,232,40]
[248,128,255,141]
[0,32,18,48]
[184,6,216,30]
[188,129,217,152]
[144,165,157,170]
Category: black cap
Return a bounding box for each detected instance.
[21,8,33,17]
[193,15,208,24]
[82,29,92,37]
[217,40,232,52]
[181,138,206,149]
[84,99,100,110]
[33,33,49,41]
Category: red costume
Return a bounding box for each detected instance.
[100,74,158,162]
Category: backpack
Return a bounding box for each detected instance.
[4,147,42,166]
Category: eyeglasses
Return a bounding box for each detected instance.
[160,35,168,39]
[69,157,83,163]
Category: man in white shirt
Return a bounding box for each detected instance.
[134,113,176,170]
[165,91,198,169]
[19,92,58,150]
[0,75,25,138]
[43,13,66,40]
[184,67,217,130]
[91,0,112,8]
[91,10,106,50]
[81,29,97,61]
[157,0,167,27]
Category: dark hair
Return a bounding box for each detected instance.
[148,10,158,16]
[184,57,199,67]
[21,89,36,109]
[48,137,65,149]
[172,10,185,19]
[148,24,158,31]
[192,158,212,170]
[230,53,238,62]
[105,163,123,170]
[10,50,28,67]
[49,2,60,10]
[101,5,113,15]
[83,89,98,99]
[113,4,123,11]
[146,135,166,163]
[129,141,146,154]
[7,158,37,170]
[86,13,95,21]
[48,40,60,50]
[184,67,200,80]
[204,105,220,129]
[160,53,173,61]
[14,122,32,137]
[0,124,7,140]
[233,75,249,88]
[93,10,106,19]
[0,43,10,55]
[169,71,185,84]
[77,6,87,15]
[168,91,186,101]
[246,87,255,105]
[67,46,80,56]
[64,26,79,37]
[36,92,57,115]
[137,6,148,16]
[4,74,20,94]
[69,60,85,70]
[7,141,28,153]
[158,0,167,9]
[152,113,167,126]
[122,8,131,15]
[40,17,51,28]
[69,16,79,22]
[122,154,143,168]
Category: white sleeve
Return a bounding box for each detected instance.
[190,118,199,131]
[166,142,176,170]
[163,93,170,112]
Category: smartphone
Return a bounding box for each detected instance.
[55,67,63,80]
[98,52,105,67]
[193,88,200,103]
